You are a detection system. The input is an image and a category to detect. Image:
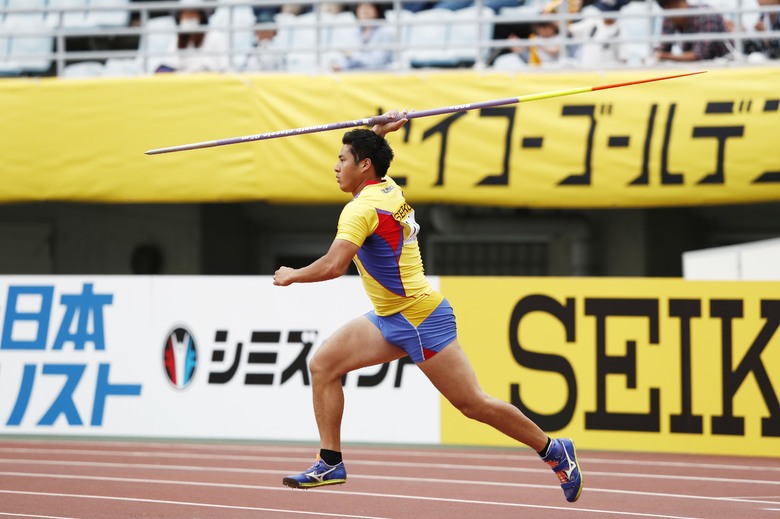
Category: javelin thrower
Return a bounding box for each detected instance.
[147,71,704,501]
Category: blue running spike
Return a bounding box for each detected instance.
[542,438,583,502]
[283,459,347,489]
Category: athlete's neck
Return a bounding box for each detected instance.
[352,177,383,197]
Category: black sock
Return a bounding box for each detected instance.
[537,437,552,458]
[320,449,342,466]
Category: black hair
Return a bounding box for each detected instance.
[174,7,211,24]
[175,8,210,49]
[355,2,388,19]
[342,129,394,179]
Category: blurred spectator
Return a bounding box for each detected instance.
[253,5,281,23]
[244,10,285,71]
[744,0,780,59]
[401,2,433,11]
[280,4,312,15]
[491,33,529,69]
[433,0,522,13]
[489,0,576,70]
[321,3,347,14]
[541,0,585,24]
[539,0,586,58]
[526,20,563,65]
[655,0,733,61]
[568,0,629,67]
[129,0,171,25]
[155,0,230,73]
[331,2,396,71]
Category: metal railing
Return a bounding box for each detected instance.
[0,0,777,77]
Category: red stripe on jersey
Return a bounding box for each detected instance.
[375,211,402,257]
[423,348,439,361]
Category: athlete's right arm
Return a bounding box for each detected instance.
[273,239,359,286]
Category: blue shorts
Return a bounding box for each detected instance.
[365,298,457,363]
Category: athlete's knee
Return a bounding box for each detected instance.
[309,342,345,382]
[309,350,331,380]
[451,393,492,422]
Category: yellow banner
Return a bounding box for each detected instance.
[439,277,780,456]
[1,68,778,206]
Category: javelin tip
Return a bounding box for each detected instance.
[591,70,707,92]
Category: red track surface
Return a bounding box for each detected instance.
[0,439,778,518]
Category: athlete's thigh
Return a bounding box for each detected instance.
[313,315,408,376]
[417,339,483,405]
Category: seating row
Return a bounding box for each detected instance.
[274,6,496,71]
[2,0,767,77]
[0,0,130,75]
[2,0,130,29]
[57,4,499,77]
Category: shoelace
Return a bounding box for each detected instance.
[546,459,571,483]
[302,461,323,473]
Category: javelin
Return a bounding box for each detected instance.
[145,71,705,155]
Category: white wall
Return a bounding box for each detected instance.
[682,237,780,280]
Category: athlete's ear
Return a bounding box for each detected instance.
[362,158,372,171]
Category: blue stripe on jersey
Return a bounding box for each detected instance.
[357,209,406,296]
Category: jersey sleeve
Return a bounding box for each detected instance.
[335,200,377,247]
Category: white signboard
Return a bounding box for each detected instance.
[0,276,441,444]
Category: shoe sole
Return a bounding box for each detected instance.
[568,441,583,503]
[282,477,347,489]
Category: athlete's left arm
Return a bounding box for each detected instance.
[273,239,359,286]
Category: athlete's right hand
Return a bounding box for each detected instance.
[372,109,409,137]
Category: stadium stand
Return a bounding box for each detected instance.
[0,0,775,77]
[0,0,53,75]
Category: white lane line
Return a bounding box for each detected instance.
[0,469,777,507]
[0,490,389,519]
[1,444,777,474]
[0,514,81,519]
[0,488,704,519]
[0,456,776,487]
[579,458,780,473]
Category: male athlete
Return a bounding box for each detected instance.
[273,110,583,502]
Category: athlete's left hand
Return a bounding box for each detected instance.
[273,266,295,286]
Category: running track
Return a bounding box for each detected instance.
[0,439,777,518]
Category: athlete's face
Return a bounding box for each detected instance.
[334,144,370,195]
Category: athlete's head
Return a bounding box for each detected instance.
[342,129,394,179]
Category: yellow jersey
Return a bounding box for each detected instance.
[335,176,435,316]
